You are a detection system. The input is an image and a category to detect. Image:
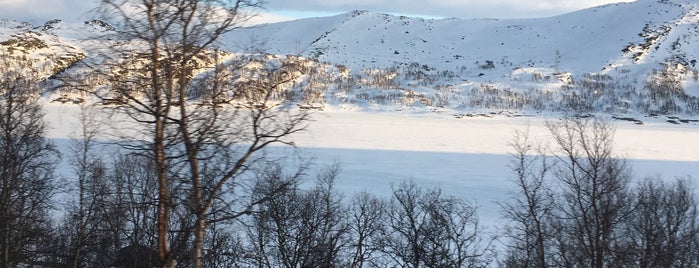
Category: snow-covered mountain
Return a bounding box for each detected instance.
[2,0,699,115]
[228,0,698,74]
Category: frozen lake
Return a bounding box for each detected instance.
[288,110,699,229]
[46,104,699,231]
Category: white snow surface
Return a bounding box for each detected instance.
[45,103,699,233]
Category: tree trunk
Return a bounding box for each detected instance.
[156,119,174,268]
[193,214,206,268]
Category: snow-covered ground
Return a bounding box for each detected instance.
[290,109,699,230]
[44,103,699,233]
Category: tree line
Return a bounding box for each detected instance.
[501,119,699,268]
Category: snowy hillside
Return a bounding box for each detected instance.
[227,0,696,74]
[1,0,699,115]
[223,0,699,115]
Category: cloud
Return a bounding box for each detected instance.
[0,0,96,23]
[0,0,636,25]
[0,0,292,26]
[266,0,636,19]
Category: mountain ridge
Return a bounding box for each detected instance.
[0,0,698,115]
[226,0,690,72]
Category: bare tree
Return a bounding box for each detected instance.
[618,177,699,268]
[381,180,491,268]
[89,1,310,267]
[57,150,160,268]
[0,63,59,268]
[381,180,429,268]
[110,153,160,258]
[348,192,387,268]
[302,165,349,267]
[546,118,632,268]
[60,105,110,268]
[422,191,489,267]
[501,120,699,267]
[245,164,297,268]
[199,222,245,268]
[247,164,347,268]
[500,129,553,268]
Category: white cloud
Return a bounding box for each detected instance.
[267,0,637,19]
[0,0,95,23]
[0,0,637,25]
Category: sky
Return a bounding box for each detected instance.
[0,0,636,25]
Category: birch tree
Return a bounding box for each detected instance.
[92,1,309,267]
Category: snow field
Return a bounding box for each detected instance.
[45,103,699,232]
